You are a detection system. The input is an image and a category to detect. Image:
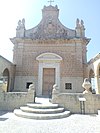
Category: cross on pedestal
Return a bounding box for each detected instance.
[48,0,54,5]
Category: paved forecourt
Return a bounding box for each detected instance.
[0,111,100,133]
[0,97,100,133]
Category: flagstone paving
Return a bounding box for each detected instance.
[0,111,100,133]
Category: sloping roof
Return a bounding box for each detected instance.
[0,55,13,64]
[88,53,100,64]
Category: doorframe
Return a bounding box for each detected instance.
[42,68,55,96]
[36,53,62,96]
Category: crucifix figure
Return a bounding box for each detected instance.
[48,0,54,5]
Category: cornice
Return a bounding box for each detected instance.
[10,37,90,45]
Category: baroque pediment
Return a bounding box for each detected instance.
[25,21,75,40]
[15,5,87,40]
[25,5,75,39]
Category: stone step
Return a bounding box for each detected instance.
[27,103,59,109]
[20,106,64,114]
[14,109,70,120]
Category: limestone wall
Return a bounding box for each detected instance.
[14,76,38,92]
[0,56,16,91]
[60,77,83,93]
[0,89,35,111]
[52,93,100,114]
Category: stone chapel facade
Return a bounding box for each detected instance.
[10,5,90,96]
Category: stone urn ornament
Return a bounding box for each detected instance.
[28,83,34,90]
[82,78,92,94]
[28,83,35,93]
[52,84,59,94]
[52,84,59,102]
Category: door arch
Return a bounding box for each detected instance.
[36,52,62,96]
[3,68,10,92]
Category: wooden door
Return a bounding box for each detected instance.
[43,68,55,96]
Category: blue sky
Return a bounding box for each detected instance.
[0,0,100,61]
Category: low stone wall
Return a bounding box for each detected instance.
[52,93,100,114]
[0,89,35,111]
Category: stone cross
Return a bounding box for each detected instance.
[48,0,54,5]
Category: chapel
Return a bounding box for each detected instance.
[0,4,100,96]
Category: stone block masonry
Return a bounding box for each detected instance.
[52,93,100,114]
[0,88,35,111]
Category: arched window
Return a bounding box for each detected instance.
[3,68,9,92]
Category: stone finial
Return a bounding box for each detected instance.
[22,18,25,27]
[75,18,81,37]
[17,18,25,30]
[75,18,85,37]
[16,18,25,37]
[81,20,84,27]
[80,19,85,37]
[76,18,80,28]
[55,5,58,9]
[82,78,92,94]
[17,20,22,30]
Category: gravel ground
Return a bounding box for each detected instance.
[0,111,100,133]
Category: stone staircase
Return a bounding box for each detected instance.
[14,97,70,120]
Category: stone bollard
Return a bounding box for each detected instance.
[82,78,92,94]
[28,83,36,102]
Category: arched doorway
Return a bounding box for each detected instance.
[3,68,10,92]
[36,53,62,96]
